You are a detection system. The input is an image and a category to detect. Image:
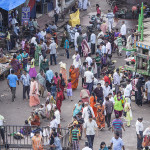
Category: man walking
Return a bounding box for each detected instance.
[7,69,19,102]
[84,116,97,149]
[136,117,144,150]
[49,39,57,65]
[113,68,120,94]
[105,97,113,129]
[110,132,125,150]
[120,21,127,46]
[20,70,30,100]
[106,10,114,32]
[77,32,84,57]
[94,83,103,102]
[112,114,125,138]
[90,31,96,54]
[84,67,94,94]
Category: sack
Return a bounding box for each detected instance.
[14,132,24,140]
[81,89,89,99]
[123,111,127,117]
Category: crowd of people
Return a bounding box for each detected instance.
[1,0,150,150]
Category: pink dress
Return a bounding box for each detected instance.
[29,81,40,107]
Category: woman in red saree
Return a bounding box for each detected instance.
[69,65,80,90]
[29,77,40,107]
[56,88,63,112]
[10,54,21,78]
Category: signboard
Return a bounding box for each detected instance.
[22,7,30,25]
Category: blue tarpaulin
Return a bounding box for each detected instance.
[0,0,26,11]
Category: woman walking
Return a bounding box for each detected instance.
[114,91,125,117]
[69,65,80,90]
[29,77,40,107]
[36,70,46,98]
[95,101,105,130]
[22,50,29,71]
[32,131,43,150]
[124,98,132,127]
[72,100,83,117]
[142,126,150,148]
[90,93,97,117]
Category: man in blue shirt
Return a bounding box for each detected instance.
[20,70,30,100]
[110,132,125,150]
[7,70,19,102]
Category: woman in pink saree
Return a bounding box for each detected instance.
[81,39,91,57]
[29,77,40,107]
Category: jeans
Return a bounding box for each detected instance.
[86,82,93,95]
[46,80,51,92]
[137,131,143,150]
[6,40,11,51]
[65,49,69,59]
[54,14,59,24]
[50,54,56,65]
[97,96,103,103]
[78,46,83,57]
[115,84,119,94]
[97,65,101,78]
[86,135,95,149]
[23,85,30,99]
[91,43,95,54]
[105,113,111,127]
[10,87,16,101]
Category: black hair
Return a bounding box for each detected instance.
[53,131,57,137]
[68,79,71,82]
[25,120,28,124]
[32,77,36,80]
[83,62,86,66]
[97,45,100,48]
[100,142,106,148]
[13,54,17,59]
[11,70,15,74]
[115,114,119,119]
[105,97,109,101]
[88,67,92,71]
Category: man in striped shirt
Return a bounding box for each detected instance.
[112,114,125,138]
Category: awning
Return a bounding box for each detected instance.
[0,0,26,11]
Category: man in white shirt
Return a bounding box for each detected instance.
[103,82,111,99]
[113,68,120,94]
[74,30,79,51]
[106,10,114,32]
[49,116,58,132]
[84,67,94,94]
[84,116,97,149]
[90,31,96,54]
[82,141,92,150]
[135,117,144,150]
[54,107,60,127]
[0,114,5,144]
[124,79,132,99]
[82,102,95,123]
[85,53,93,66]
[49,40,57,65]
[105,39,112,60]
[120,21,127,46]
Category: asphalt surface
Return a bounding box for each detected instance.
[0,0,150,150]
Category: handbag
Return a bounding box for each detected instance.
[123,111,127,117]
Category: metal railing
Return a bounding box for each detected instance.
[0,125,70,149]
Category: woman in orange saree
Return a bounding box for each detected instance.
[32,131,43,150]
[95,101,105,130]
[90,93,97,117]
[29,77,40,107]
[69,65,80,90]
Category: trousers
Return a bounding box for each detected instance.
[87,135,95,149]
[105,113,111,127]
[23,85,30,99]
[10,87,16,101]
[50,54,56,65]
[91,43,95,54]
[137,131,143,150]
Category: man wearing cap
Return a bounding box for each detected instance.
[84,115,97,149]
[136,117,144,150]
[113,68,120,94]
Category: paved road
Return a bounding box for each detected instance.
[0,0,150,149]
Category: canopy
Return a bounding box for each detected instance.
[0,0,26,11]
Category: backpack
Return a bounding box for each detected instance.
[81,89,89,99]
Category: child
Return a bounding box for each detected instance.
[96,4,101,16]
[108,93,114,104]
[51,82,57,100]
[67,79,73,101]
[64,37,69,59]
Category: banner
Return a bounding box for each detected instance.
[22,7,30,25]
